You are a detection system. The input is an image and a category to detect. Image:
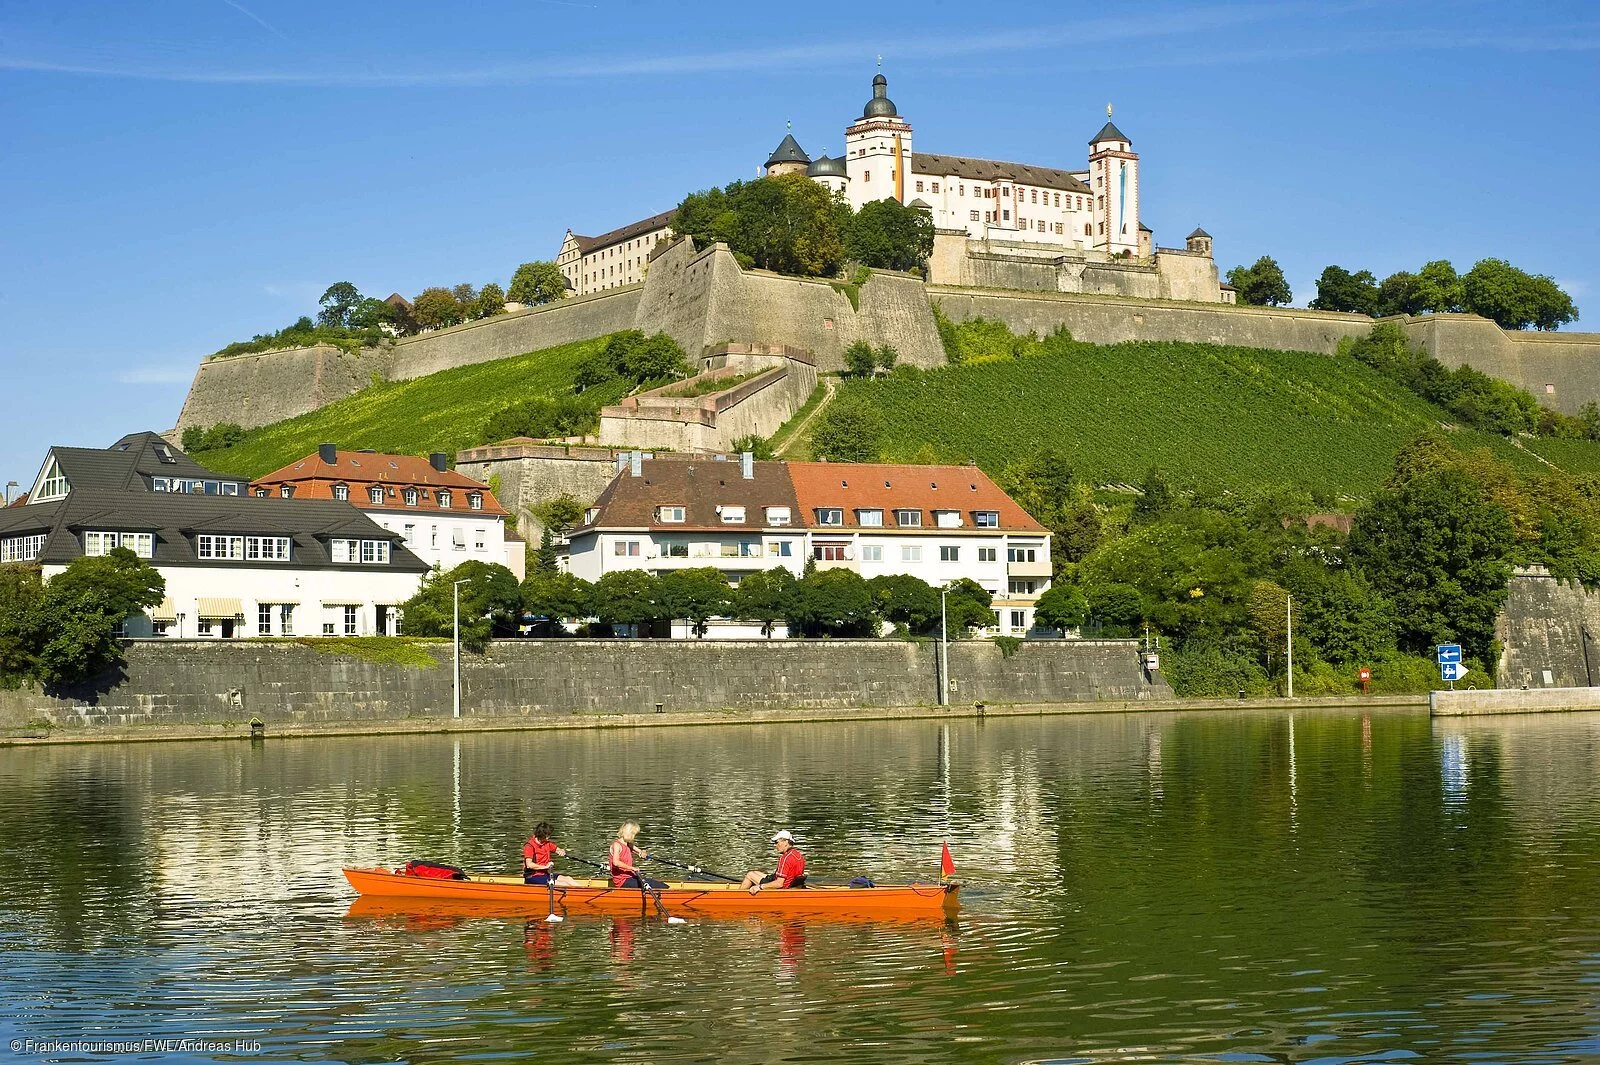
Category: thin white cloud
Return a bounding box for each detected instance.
[118,365,194,386]
[219,0,289,42]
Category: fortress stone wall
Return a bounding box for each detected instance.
[1496,565,1600,689]
[176,235,1600,436]
[456,443,632,537]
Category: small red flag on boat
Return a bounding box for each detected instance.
[940,841,956,878]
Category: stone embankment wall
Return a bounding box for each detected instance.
[455,443,628,537]
[1496,565,1600,689]
[598,346,819,452]
[0,638,1169,730]
[175,343,393,433]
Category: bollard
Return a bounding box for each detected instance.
[655,701,664,714]
[1238,690,1246,700]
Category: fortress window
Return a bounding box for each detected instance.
[1055,223,1064,235]
[970,210,980,222]
[915,181,924,192]
[864,171,870,181]
[1085,224,1092,236]
[1054,193,1061,206]
[932,182,939,193]
[958,184,964,195]
[1002,210,1010,221]
[1031,190,1037,203]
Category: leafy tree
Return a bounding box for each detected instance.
[795,568,877,636]
[576,330,690,391]
[1084,509,1261,639]
[399,561,520,651]
[34,548,165,688]
[1132,466,1174,523]
[1034,582,1089,634]
[348,297,397,331]
[844,197,936,272]
[531,493,586,535]
[411,287,464,331]
[876,345,899,373]
[591,570,662,632]
[1348,465,1514,658]
[1581,402,1600,443]
[810,403,883,463]
[996,449,1101,569]
[1460,258,1578,330]
[731,434,776,460]
[508,261,569,306]
[1086,582,1147,636]
[1246,579,1292,673]
[675,174,848,277]
[1341,322,1540,436]
[471,282,506,320]
[520,571,592,627]
[735,568,800,636]
[1308,265,1378,315]
[658,567,733,637]
[843,341,877,378]
[180,426,205,452]
[0,564,46,682]
[451,282,477,306]
[483,395,599,443]
[317,282,363,329]
[1287,566,1397,666]
[1225,256,1292,306]
[941,578,995,633]
[867,573,939,632]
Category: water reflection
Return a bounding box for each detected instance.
[1,710,1599,1062]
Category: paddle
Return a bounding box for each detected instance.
[646,854,742,884]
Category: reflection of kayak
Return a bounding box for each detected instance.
[343,866,959,916]
[344,894,956,927]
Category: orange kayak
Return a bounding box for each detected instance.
[342,866,959,917]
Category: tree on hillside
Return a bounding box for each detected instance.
[348,297,399,332]
[810,403,883,463]
[399,561,520,651]
[451,283,477,306]
[1348,464,1514,658]
[844,198,935,272]
[412,287,465,331]
[735,568,800,637]
[843,341,877,378]
[1460,258,1578,331]
[1308,265,1378,315]
[1377,260,1464,318]
[575,330,690,391]
[1132,466,1175,523]
[318,282,363,329]
[658,567,733,637]
[484,395,598,444]
[471,282,506,320]
[1225,256,1292,306]
[508,261,569,306]
[675,174,848,277]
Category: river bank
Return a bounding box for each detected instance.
[0,693,1428,747]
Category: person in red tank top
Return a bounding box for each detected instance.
[609,822,666,889]
[741,830,807,894]
[523,821,580,886]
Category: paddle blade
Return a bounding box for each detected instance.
[941,841,956,879]
[545,913,564,923]
[667,916,687,925]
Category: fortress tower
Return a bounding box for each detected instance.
[1088,110,1139,257]
[765,131,811,178]
[844,74,913,207]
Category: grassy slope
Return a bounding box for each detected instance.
[198,336,625,478]
[825,340,1600,497]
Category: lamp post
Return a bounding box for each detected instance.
[939,587,949,706]
[452,578,470,719]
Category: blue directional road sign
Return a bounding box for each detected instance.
[1440,662,1468,682]
[1436,644,1463,665]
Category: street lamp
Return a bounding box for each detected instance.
[452,578,470,719]
[939,587,949,706]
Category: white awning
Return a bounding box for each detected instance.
[149,598,177,622]
[196,597,243,618]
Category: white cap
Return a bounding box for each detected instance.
[771,830,795,843]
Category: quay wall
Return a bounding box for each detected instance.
[0,638,1167,730]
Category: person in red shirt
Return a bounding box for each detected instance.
[609,821,665,889]
[741,830,807,894]
[522,822,579,887]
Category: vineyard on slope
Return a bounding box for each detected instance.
[825,339,1600,496]
[195,336,625,479]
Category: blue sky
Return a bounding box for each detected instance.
[2,0,1597,489]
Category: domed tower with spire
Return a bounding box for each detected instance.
[806,151,850,197]
[1088,105,1140,257]
[843,71,914,208]
[764,128,811,178]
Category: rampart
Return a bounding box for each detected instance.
[0,637,1168,730]
[1495,565,1600,688]
[175,343,393,433]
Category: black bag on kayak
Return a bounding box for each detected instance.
[401,860,467,880]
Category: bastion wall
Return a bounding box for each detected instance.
[0,638,1168,730]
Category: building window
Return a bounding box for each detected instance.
[281,486,294,498]
[437,490,452,509]
[197,534,245,560]
[403,523,415,544]
[816,508,843,526]
[280,604,295,636]
[197,619,214,637]
[975,511,1000,528]
[430,526,439,549]
[474,529,486,551]
[1011,610,1026,630]
[863,171,870,182]
[895,509,921,527]
[613,540,641,557]
[901,545,922,562]
[931,182,940,193]
[857,509,884,527]
[1085,224,1093,236]
[254,488,267,498]
[940,546,960,562]
[245,536,292,561]
[1,534,46,563]
[862,544,883,562]
[369,486,384,504]
[813,542,849,561]
[979,547,997,562]
[451,527,467,551]
[343,606,358,636]
[1055,223,1064,235]
[915,180,924,192]
[738,541,760,557]
[258,604,273,636]
[35,458,69,502]
[1002,210,1010,221]
[85,531,153,558]
[765,506,791,526]
[1054,193,1061,206]
[664,541,689,558]
[1009,579,1037,595]
[333,484,349,501]
[1031,189,1037,203]
[766,541,794,557]
[468,493,483,510]
[1008,546,1038,563]
[658,505,686,523]
[934,510,962,528]
[720,505,746,524]
[970,210,980,222]
[404,488,419,506]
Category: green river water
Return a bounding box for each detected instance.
[2,709,1598,1063]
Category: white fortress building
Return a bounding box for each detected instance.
[557,72,1224,303]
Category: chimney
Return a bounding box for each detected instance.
[741,452,754,480]
[616,452,629,474]
[630,451,643,478]
[317,443,336,464]
[429,452,448,472]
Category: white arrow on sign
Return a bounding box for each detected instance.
[1440,662,1468,682]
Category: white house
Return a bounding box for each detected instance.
[557,209,677,298]
[251,445,524,580]
[0,433,430,638]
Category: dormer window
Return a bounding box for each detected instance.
[658,505,686,523]
[468,493,483,511]
[368,486,384,504]
[895,509,921,527]
[856,508,884,527]
[934,510,962,528]
[765,506,791,526]
[34,457,69,502]
[404,488,419,506]
[280,486,294,499]
[720,505,746,524]
[438,490,452,509]
[584,508,600,525]
[816,507,843,526]
[255,488,267,498]
[974,511,1000,528]
[333,484,349,501]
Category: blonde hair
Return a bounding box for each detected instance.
[617,822,641,843]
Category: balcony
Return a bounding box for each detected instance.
[1007,558,1052,578]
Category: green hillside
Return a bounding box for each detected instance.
[820,339,1600,496]
[196,336,625,478]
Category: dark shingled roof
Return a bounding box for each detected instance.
[1089,121,1131,146]
[572,209,678,256]
[910,153,1091,194]
[40,432,243,496]
[577,458,801,533]
[0,489,429,572]
[765,133,810,167]
[807,155,847,178]
[1187,227,1212,239]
